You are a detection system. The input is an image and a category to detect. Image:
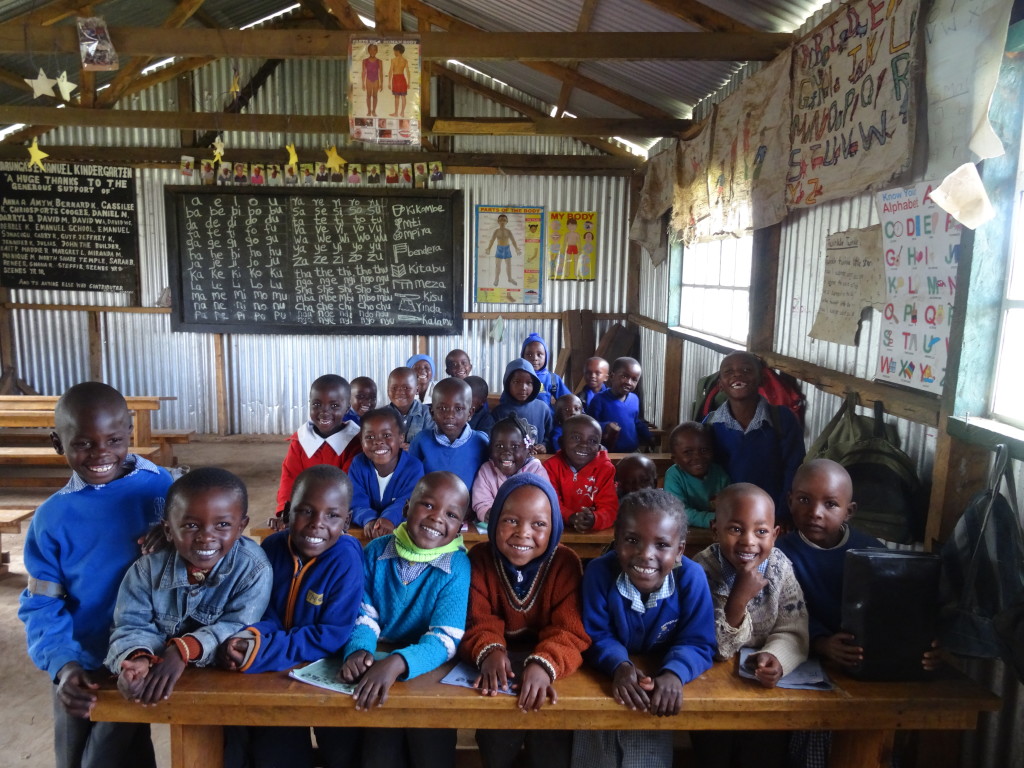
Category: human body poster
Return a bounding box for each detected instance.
[548,211,597,280]
[787,0,922,208]
[348,37,420,145]
[475,205,543,304]
[876,182,960,394]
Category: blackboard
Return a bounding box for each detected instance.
[0,162,139,293]
[165,187,463,334]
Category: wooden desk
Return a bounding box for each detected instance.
[90,659,1000,768]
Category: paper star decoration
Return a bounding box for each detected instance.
[324,146,345,172]
[25,68,57,99]
[212,137,225,164]
[286,143,298,166]
[229,68,241,96]
[27,137,49,170]
[55,71,77,102]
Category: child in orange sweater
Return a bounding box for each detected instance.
[461,474,590,768]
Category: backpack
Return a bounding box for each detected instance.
[692,356,805,425]
[805,393,924,544]
[940,444,1024,682]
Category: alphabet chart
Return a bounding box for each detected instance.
[876,182,961,394]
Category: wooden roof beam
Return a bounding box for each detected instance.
[0,27,791,62]
[0,0,104,26]
[319,0,368,30]
[427,117,689,137]
[638,0,760,34]
[375,0,402,32]
[193,58,284,148]
[555,0,601,117]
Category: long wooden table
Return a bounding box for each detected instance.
[91,658,999,768]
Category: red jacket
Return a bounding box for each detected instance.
[543,449,618,531]
[275,430,361,513]
[461,544,589,681]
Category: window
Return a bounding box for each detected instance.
[674,234,753,345]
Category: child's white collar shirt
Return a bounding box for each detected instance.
[615,570,676,613]
[296,419,360,458]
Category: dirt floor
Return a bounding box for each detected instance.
[0,435,286,768]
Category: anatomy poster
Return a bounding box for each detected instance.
[475,205,544,305]
[548,211,597,280]
[876,182,961,394]
[348,37,420,145]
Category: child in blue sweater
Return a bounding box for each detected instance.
[588,357,654,453]
[703,352,805,522]
[521,332,570,406]
[574,489,715,768]
[466,375,495,433]
[492,358,554,451]
[221,465,364,768]
[338,471,471,768]
[19,382,174,768]
[351,408,426,539]
[409,377,489,494]
[549,392,583,453]
[387,367,433,446]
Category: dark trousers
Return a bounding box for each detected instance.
[224,725,361,768]
[689,730,790,768]
[52,685,155,768]
[359,728,457,768]
[475,728,572,768]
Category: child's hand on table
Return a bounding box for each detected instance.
[216,637,249,670]
[338,650,374,683]
[352,654,407,711]
[56,662,99,718]
[569,508,596,533]
[814,632,863,667]
[750,652,782,688]
[474,647,514,695]
[922,639,941,671]
[117,657,152,700]
[517,661,557,712]
[612,661,651,711]
[363,518,395,540]
[649,671,684,716]
[136,649,187,704]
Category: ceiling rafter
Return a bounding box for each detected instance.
[637,0,759,34]
[192,58,284,148]
[0,0,104,27]
[555,0,601,117]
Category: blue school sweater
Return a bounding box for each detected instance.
[240,530,363,673]
[521,333,570,407]
[408,425,489,493]
[582,551,716,685]
[18,456,173,678]
[776,527,883,642]
[587,390,653,453]
[469,402,495,434]
[704,397,806,522]
[342,534,471,679]
[349,450,425,527]
[492,358,554,449]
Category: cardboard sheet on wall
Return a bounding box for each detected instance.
[809,225,885,346]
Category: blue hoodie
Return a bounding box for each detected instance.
[492,358,554,450]
[521,333,569,407]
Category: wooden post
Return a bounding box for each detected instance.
[749,222,781,354]
[87,311,103,381]
[0,288,13,372]
[177,70,194,148]
[925,418,991,549]
[663,334,684,434]
[213,333,228,436]
[375,0,403,32]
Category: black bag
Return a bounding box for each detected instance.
[940,443,1024,682]
[806,393,925,544]
[841,549,941,680]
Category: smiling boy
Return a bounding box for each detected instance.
[409,377,489,495]
[544,415,618,532]
[106,468,272,705]
[276,375,361,516]
[20,383,175,768]
[664,422,730,528]
[345,376,378,426]
[578,356,610,408]
[587,357,654,453]
[386,366,433,446]
[339,472,471,767]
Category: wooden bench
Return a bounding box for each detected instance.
[0,506,34,577]
[0,395,174,449]
[89,656,1001,768]
[0,445,162,466]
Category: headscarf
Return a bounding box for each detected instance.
[488,473,563,603]
[406,354,436,376]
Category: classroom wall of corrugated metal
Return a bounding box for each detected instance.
[6,60,632,434]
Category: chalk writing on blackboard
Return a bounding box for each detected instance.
[0,162,138,293]
[166,188,462,335]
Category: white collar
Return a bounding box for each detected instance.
[296,420,359,458]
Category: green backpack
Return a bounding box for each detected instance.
[806,393,925,544]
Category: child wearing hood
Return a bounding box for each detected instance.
[521,333,570,407]
[406,354,436,403]
[462,474,590,768]
[492,359,554,452]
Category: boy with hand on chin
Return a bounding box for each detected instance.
[409,377,489,494]
[338,472,471,768]
[573,490,715,768]
[106,468,272,705]
[276,375,361,520]
[691,483,807,768]
[544,415,618,532]
[19,382,175,768]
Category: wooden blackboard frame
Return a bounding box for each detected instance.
[165,186,463,335]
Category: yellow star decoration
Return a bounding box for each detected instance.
[229,69,241,96]
[27,137,49,170]
[212,137,225,164]
[286,143,298,166]
[324,146,345,173]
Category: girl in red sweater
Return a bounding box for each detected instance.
[461,473,590,768]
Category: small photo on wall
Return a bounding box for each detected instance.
[385,163,400,184]
[414,162,428,188]
[250,165,266,184]
[266,164,283,186]
[430,162,444,182]
[347,163,363,185]
[300,163,316,186]
[315,162,331,182]
[400,163,412,186]
[232,162,249,184]
[366,164,382,184]
[200,159,216,185]
[217,164,233,185]
[180,155,194,179]
[284,163,299,185]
